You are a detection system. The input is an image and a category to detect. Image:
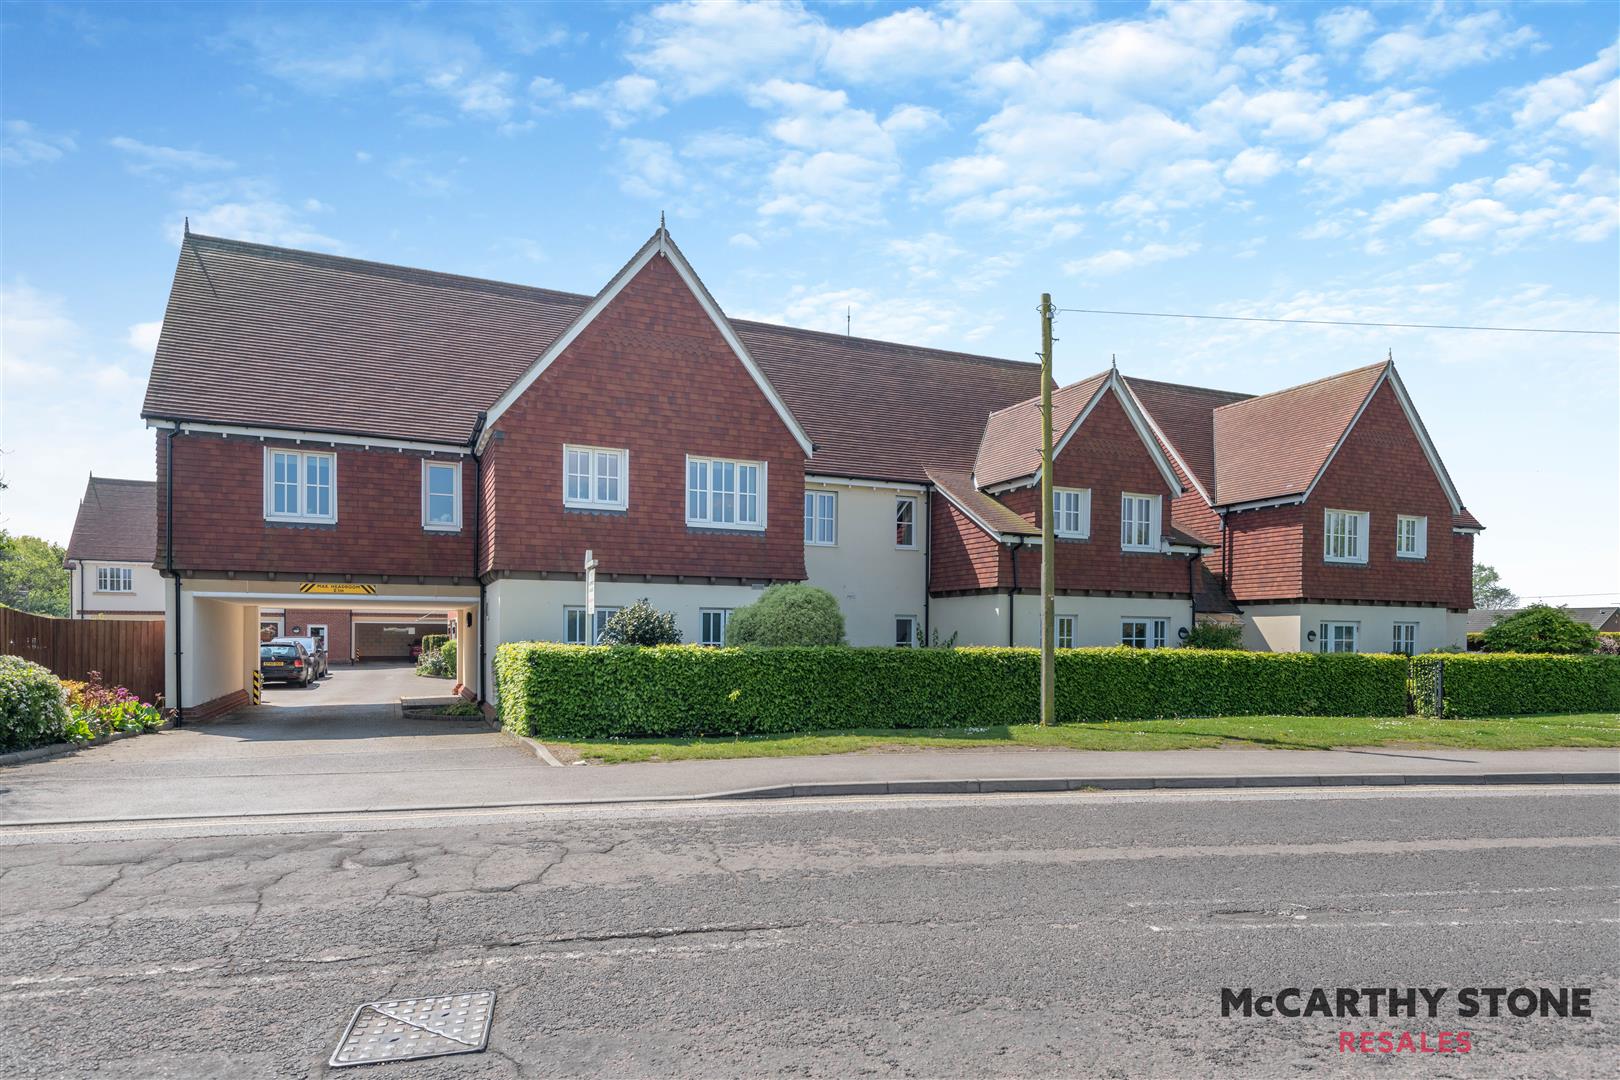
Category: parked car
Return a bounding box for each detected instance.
[260,641,315,687]
[270,635,329,678]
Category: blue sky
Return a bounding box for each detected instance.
[2,1,1616,603]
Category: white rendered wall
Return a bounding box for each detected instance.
[1241,603,1462,653]
[803,481,928,646]
[932,593,1195,648]
[72,561,165,618]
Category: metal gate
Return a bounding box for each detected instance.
[1411,656,1445,717]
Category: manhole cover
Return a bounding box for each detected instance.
[329,991,495,1068]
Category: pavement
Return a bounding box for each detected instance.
[1,664,1614,825]
[1,785,1615,1077]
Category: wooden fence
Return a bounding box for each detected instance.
[0,607,165,704]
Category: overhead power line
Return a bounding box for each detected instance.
[1055,307,1618,336]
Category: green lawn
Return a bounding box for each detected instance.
[548,713,1620,764]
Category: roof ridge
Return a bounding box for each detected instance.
[984,368,1109,418]
[186,232,594,306]
[732,317,1037,372]
[1125,374,1254,400]
[1213,360,1388,414]
[85,476,156,486]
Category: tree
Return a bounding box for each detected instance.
[726,584,845,646]
[1481,605,1599,655]
[598,599,682,646]
[1472,563,1518,610]
[0,532,70,617]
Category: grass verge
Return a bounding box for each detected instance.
[548,713,1620,764]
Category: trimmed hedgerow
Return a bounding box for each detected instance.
[1434,653,1620,717]
[420,634,450,655]
[494,644,1408,740]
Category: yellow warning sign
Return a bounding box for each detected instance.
[298,583,378,595]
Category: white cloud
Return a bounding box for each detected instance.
[735,283,992,347]
[728,232,759,250]
[759,150,895,226]
[1512,44,1617,129]
[1557,78,1618,149]
[1315,7,1375,51]
[1298,100,1487,189]
[571,74,665,128]
[1492,160,1560,200]
[0,282,83,386]
[882,104,946,139]
[1223,147,1284,185]
[173,179,341,249]
[823,1,1045,85]
[126,321,163,355]
[1063,241,1200,278]
[628,0,824,97]
[1362,11,1536,82]
[2,120,76,166]
[108,136,235,174]
[617,138,687,201]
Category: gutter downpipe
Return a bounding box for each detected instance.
[922,487,931,644]
[469,412,487,706]
[1187,552,1199,635]
[165,425,183,727]
[1008,537,1023,647]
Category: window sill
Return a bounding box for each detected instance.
[264,518,338,529]
[563,501,628,513]
[422,525,463,534]
[687,523,766,534]
[1055,534,1090,543]
[1323,557,1368,566]
[1120,545,1159,554]
[806,541,838,548]
[1395,554,1428,562]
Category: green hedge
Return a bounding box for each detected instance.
[1,655,71,753]
[1435,653,1620,717]
[420,634,450,655]
[494,644,1409,740]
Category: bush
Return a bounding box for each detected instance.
[494,644,1407,740]
[598,599,682,646]
[1598,632,1620,656]
[0,655,70,752]
[1481,605,1599,654]
[416,639,457,679]
[420,634,450,655]
[59,671,163,742]
[1433,653,1620,717]
[1182,622,1244,650]
[726,584,845,646]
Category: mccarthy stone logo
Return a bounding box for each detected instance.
[1221,986,1594,1019]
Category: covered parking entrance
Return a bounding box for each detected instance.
[163,577,480,720]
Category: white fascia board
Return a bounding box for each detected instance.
[1452,526,1484,535]
[147,419,468,456]
[477,229,815,459]
[1298,364,1462,515]
[1049,373,1185,498]
[981,475,1038,494]
[805,474,927,493]
[1217,494,1306,514]
[1119,378,1212,505]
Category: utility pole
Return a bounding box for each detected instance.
[1039,293,1056,727]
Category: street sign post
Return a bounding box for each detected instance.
[584,549,599,643]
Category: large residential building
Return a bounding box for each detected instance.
[141,225,1481,717]
[64,476,165,620]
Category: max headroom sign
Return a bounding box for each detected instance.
[1221,986,1594,1055]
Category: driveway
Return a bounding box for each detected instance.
[0,665,550,824]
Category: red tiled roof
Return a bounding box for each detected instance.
[1453,508,1483,530]
[972,371,1109,488]
[65,477,156,564]
[925,467,1038,537]
[1123,376,1252,494]
[143,234,1039,482]
[1210,362,1388,506]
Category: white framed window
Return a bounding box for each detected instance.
[895,615,918,647]
[686,456,765,530]
[700,608,732,647]
[1392,621,1418,656]
[1395,515,1427,559]
[895,496,918,548]
[1319,621,1359,653]
[1054,488,1091,539]
[1120,493,1159,551]
[96,567,134,593]
[421,460,462,531]
[563,445,628,511]
[264,448,336,524]
[564,606,621,644]
[1055,614,1076,650]
[1323,509,1369,564]
[1121,617,1168,649]
[804,490,837,545]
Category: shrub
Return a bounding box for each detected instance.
[598,599,682,646]
[494,644,1407,740]
[1433,653,1620,717]
[416,639,457,679]
[1182,622,1244,650]
[59,671,163,742]
[726,584,845,646]
[0,655,70,752]
[420,634,450,655]
[1598,632,1620,656]
[1481,605,1599,655]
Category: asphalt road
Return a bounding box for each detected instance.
[1,786,1615,1079]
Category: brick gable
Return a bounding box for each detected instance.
[482,254,806,582]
